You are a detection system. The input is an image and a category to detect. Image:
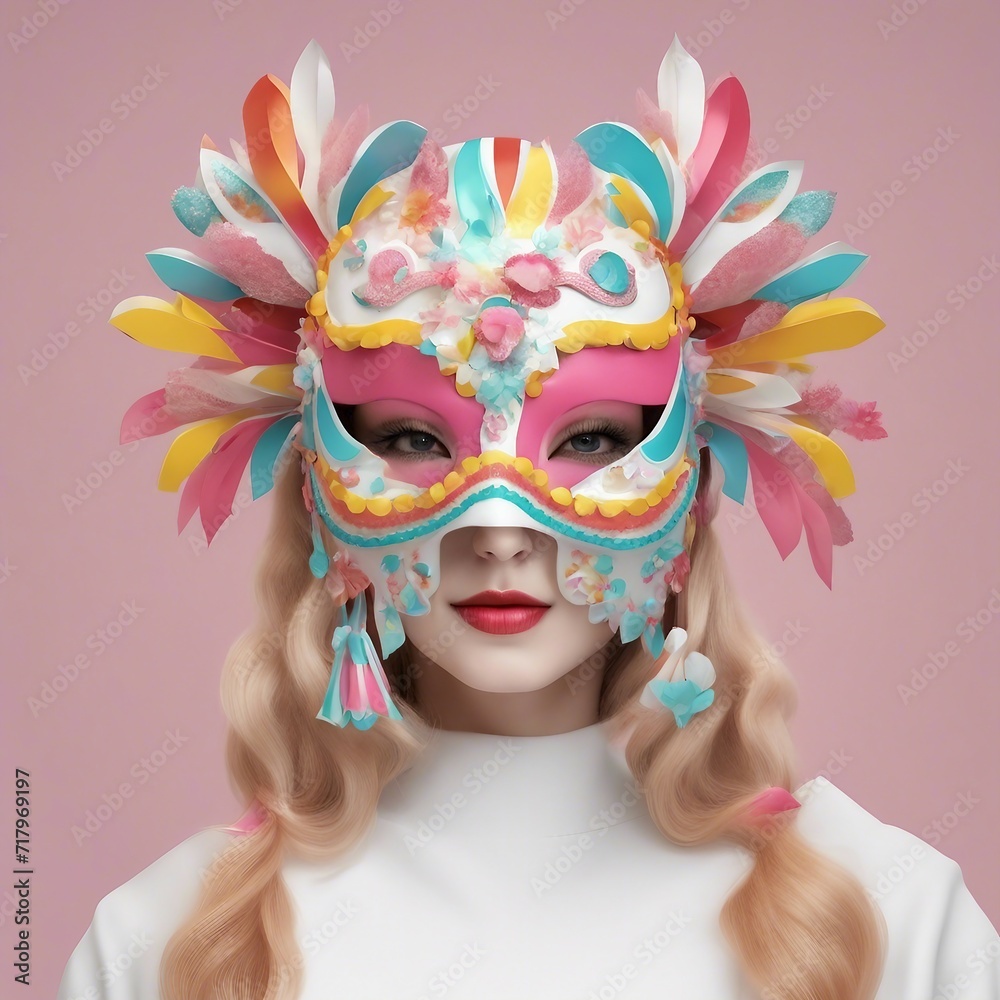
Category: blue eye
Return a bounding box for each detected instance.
[405,432,437,452]
[587,251,630,294]
[570,432,603,453]
[370,420,450,460]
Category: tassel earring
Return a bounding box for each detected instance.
[317,593,403,730]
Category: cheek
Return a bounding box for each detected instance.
[382,456,455,489]
[538,456,605,491]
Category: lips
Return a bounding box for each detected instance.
[450,589,551,635]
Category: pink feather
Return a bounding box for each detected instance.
[671,77,752,255]
[407,134,449,200]
[548,141,596,224]
[201,221,311,308]
[120,389,185,444]
[690,219,808,313]
[318,103,371,205]
[182,417,272,544]
[634,86,678,159]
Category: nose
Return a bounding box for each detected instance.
[471,524,537,562]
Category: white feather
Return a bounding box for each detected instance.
[290,39,337,235]
[656,35,705,166]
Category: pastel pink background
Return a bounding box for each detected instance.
[3,0,998,993]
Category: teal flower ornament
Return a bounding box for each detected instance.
[639,627,717,728]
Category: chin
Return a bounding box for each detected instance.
[429,619,613,693]
[439,657,573,695]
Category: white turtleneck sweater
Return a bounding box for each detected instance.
[58,721,999,999]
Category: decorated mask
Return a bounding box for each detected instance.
[112,37,886,728]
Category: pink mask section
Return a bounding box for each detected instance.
[518,341,680,487]
[320,341,680,488]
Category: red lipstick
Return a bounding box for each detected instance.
[450,590,551,635]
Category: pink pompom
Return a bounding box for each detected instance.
[503,252,561,307]
[472,305,525,362]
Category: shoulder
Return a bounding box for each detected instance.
[58,826,235,1000]
[793,775,1000,998]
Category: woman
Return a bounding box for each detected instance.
[57,36,998,1000]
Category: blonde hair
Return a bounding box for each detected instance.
[159,455,886,999]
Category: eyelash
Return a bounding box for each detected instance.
[551,419,633,460]
[370,418,634,461]
[371,418,450,459]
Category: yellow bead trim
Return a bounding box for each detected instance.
[308,222,424,351]
[551,259,694,356]
[313,451,692,520]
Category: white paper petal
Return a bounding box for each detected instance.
[706,369,802,409]
[682,651,716,689]
[653,138,688,246]
[290,39,336,229]
[228,139,252,174]
[657,35,705,166]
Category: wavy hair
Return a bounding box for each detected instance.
[159,453,886,999]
